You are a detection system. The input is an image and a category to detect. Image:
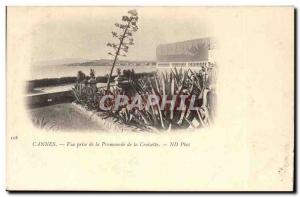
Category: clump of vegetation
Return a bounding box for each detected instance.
[72,66,217,132]
[72,69,100,110]
[109,67,217,131]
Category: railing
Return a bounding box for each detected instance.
[156,61,211,69]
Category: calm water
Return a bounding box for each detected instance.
[30,65,157,80]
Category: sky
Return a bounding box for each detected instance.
[30,7,212,63]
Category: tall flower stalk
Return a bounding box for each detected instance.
[106,9,139,91]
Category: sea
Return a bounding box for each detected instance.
[30,65,157,80]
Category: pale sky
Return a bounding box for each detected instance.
[30,7,212,63]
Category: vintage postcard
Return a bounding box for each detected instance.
[6,6,294,191]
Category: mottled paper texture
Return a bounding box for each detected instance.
[6,7,294,191]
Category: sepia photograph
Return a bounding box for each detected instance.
[25,8,217,132]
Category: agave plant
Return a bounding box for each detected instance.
[72,83,85,105]
[72,66,216,132]
[127,67,212,130]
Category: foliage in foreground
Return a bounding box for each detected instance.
[72,67,217,132]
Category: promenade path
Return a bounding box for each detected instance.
[27,82,111,96]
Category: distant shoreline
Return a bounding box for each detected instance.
[33,59,156,67]
[26,71,156,92]
[30,64,157,81]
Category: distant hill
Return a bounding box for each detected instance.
[33,58,156,67]
[64,59,156,67]
[32,58,92,67]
